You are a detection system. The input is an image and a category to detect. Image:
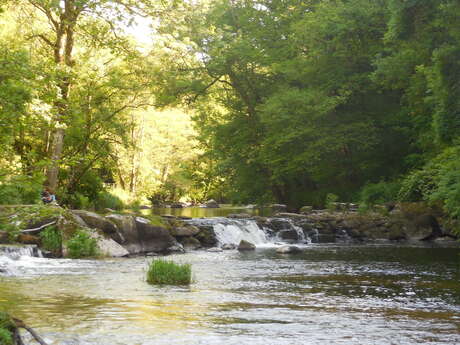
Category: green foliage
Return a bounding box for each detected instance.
[94,191,124,211]
[0,312,14,345]
[66,230,98,259]
[0,174,44,205]
[325,193,339,211]
[39,226,62,255]
[360,181,401,207]
[146,259,192,285]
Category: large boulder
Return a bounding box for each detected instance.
[194,225,218,247]
[178,237,201,250]
[266,218,292,232]
[170,225,200,237]
[278,229,299,242]
[238,240,256,251]
[132,217,177,254]
[72,210,118,236]
[90,232,129,257]
[204,199,219,208]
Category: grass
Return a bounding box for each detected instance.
[0,312,14,345]
[146,259,192,285]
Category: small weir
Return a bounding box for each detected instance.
[187,217,311,247]
[0,245,43,276]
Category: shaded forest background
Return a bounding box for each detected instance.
[0,0,459,221]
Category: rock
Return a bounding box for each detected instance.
[275,212,306,219]
[278,229,299,242]
[139,205,151,209]
[299,206,313,214]
[131,217,177,254]
[238,240,256,251]
[276,245,301,254]
[167,243,185,253]
[179,237,201,250]
[207,247,223,252]
[194,225,218,247]
[270,204,287,211]
[17,234,40,245]
[0,231,9,244]
[170,225,200,237]
[26,217,58,230]
[90,232,129,257]
[222,243,236,250]
[228,213,252,219]
[205,199,219,208]
[170,202,184,208]
[72,210,118,235]
[267,218,292,232]
[104,208,116,213]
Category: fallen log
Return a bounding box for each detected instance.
[20,221,56,235]
[13,318,49,345]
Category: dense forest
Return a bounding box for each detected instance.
[0,0,459,220]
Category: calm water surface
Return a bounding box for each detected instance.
[1,244,459,345]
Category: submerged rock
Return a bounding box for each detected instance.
[207,247,223,252]
[276,245,301,254]
[222,243,236,250]
[238,240,256,251]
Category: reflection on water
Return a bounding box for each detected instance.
[0,245,459,345]
[142,205,274,218]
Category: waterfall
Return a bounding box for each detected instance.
[188,217,311,247]
[0,245,43,276]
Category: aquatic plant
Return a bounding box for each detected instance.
[146,259,191,285]
[66,230,98,259]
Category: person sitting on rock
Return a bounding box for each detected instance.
[41,189,56,204]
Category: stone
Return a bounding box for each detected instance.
[275,212,306,219]
[72,210,118,235]
[238,240,256,251]
[270,204,287,211]
[17,234,40,245]
[170,202,184,208]
[227,213,252,219]
[139,205,151,209]
[205,199,219,208]
[278,229,299,242]
[299,206,313,214]
[276,245,301,254]
[170,225,200,237]
[267,218,292,232]
[90,232,129,257]
[167,243,185,253]
[179,237,201,250]
[207,247,223,252]
[0,231,9,244]
[222,243,236,250]
[194,225,218,247]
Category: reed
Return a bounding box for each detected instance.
[146,259,192,285]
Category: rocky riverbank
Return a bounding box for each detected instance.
[0,203,458,259]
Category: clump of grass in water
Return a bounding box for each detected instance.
[147,259,192,285]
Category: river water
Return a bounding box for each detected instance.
[1,244,459,345]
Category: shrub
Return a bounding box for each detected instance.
[0,328,12,345]
[325,193,339,211]
[360,180,400,207]
[146,259,192,285]
[39,226,62,256]
[95,191,124,211]
[66,230,98,259]
[0,173,44,205]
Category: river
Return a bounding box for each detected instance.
[1,244,459,345]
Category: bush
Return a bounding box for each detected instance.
[95,191,124,211]
[146,259,192,285]
[40,226,62,256]
[0,328,12,345]
[360,180,400,207]
[0,174,44,205]
[66,230,98,259]
[325,193,339,211]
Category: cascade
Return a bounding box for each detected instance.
[0,245,43,276]
[188,217,311,247]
